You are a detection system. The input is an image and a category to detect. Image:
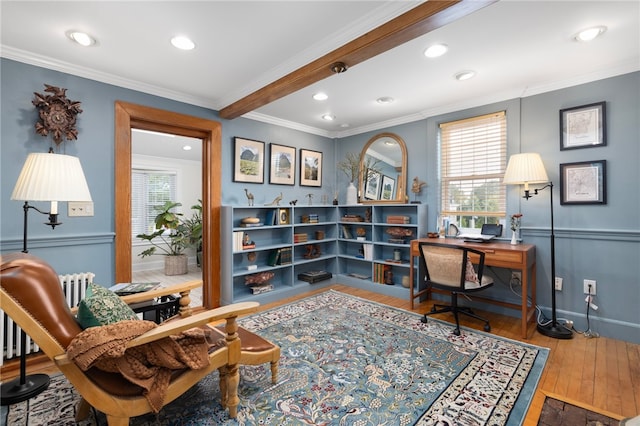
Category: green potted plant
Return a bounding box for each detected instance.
[183,199,203,267]
[136,201,196,275]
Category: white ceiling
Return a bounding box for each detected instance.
[2,1,639,141]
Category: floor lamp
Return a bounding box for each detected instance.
[503,153,573,339]
[1,151,92,405]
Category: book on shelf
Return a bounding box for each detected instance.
[240,222,264,228]
[242,244,256,250]
[278,247,292,265]
[246,264,258,271]
[267,249,281,266]
[363,244,373,261]
[249,283,274,294]
[298,270,332,283]
[265,209,277,226]
[110,282,161,295]
[347,273,370,280]
[386,215,411,224]
[341,225,352,239]
[294,233,308,243]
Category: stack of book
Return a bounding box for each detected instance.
[373,264,392,284]
[109,282,160,295]
[249,283,273,294]
[233,231,256,250]
[301,214,319,223]
[298,270,332,283]
[341,214,364,222]
[386,215,411,224]
[294,233,308,243]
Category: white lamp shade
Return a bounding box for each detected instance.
[11,153,92,202]
[503,153,549,185]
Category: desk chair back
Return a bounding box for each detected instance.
[418,242,493,335]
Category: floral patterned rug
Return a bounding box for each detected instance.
[3,290,548,425]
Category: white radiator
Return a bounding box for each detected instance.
[1,272,95,366]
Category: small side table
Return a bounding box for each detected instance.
[129,295,179,323]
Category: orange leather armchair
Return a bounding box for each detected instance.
[0,252,258,425]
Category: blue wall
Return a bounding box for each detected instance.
[1,58,638,342]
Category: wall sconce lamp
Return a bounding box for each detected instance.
[503,152,573,340]
[1,151,92,405]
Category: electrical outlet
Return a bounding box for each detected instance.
[511,271,522,283]
[68,201,94,217]
[555,277,563,291]
[583,279,596,295]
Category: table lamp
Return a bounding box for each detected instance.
[503,152,572,339]
[1,151,92,405]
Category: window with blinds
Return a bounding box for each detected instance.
[439,111,507,230]
[131,169,177,240]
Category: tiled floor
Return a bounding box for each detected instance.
[132,265,203,307]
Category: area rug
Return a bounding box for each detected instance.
[3,290,548,425]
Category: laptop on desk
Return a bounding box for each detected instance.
[458,223,503,243]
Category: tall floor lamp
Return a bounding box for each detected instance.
[1,151,92,405]
[503,153,573,339]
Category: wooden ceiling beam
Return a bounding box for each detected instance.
[219,0,498,120]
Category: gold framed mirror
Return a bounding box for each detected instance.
[358,132,407,204]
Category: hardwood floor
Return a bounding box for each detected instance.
[4,283,638,424]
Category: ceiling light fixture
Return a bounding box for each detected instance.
[182,145,192,151]
[313,92,328,101]
[455,70,476,81]
[66,31,96,47]
[322,114,335,121]
[376,96,395,104]
[330,62,348,73]
[424,43,448,58]
[574,26,607,42]
[171,36,195,50]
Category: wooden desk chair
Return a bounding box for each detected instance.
[0,252,258,425]
[418,242,494,336]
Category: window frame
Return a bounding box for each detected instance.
[438,111,507,233]
[131,167,179,243]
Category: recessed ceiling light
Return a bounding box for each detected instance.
[322,114,335,121]
[376,96,395,104]
[574,26,607,42]
[424,44,448,58]
[340,123,350,128]
[67,31,96,47]
[313,92,328,101]
[182,145,192,151]
[455,70,476,81]
[171,36,195,50]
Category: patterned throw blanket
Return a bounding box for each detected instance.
[66,320,213,412]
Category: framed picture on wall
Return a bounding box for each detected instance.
[380,175,396,200]
[560,160,607,205]
[364,169,381,200]
[560,101,606,150]
[269,143,295,185]
[300,149,323,187]
[233,137,264,183]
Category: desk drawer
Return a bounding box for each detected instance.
[469,249,523,265]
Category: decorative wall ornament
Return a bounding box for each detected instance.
[32,84,83,145]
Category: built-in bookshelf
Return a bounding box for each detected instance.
[221,204,426,304]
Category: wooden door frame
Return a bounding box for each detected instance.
[114,101,221,307]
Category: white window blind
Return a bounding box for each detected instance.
[439,111,507,227]
[131,169,177,239]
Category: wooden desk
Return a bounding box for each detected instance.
[409,238,536,339]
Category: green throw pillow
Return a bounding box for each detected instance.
[77,282,139,329]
